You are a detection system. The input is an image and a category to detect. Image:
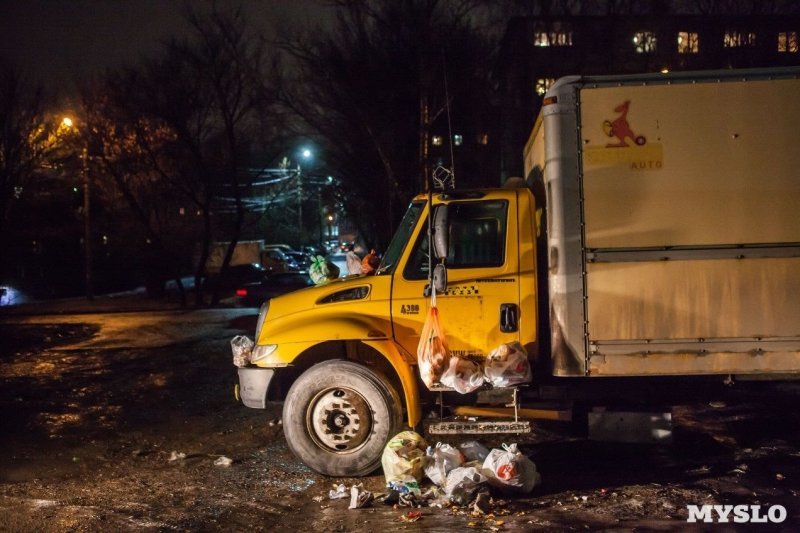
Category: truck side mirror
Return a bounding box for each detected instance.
[433,263,447,293]
[433,205,449,260]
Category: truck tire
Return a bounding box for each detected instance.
[282,359,403,477]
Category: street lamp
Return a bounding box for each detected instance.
[62,115,93,300]
[297,147,313,235]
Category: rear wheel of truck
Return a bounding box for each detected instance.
[282,359,403,477]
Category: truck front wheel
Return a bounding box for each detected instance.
[282,360,403,477]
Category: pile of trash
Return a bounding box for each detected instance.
[321,431,541,514]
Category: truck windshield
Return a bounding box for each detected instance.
[376,201,424,274]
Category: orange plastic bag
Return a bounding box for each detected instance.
[417,304,450,389]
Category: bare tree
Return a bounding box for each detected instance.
[279,0,496,248]
[0,62,79,282]
[90,5,286,306]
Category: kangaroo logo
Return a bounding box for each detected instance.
[603,101,647,147]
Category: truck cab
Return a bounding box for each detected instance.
[237,186,540,476]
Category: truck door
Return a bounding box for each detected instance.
[392,198,521,360]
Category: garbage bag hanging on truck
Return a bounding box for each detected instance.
[484,342,532,387]
[417,301,450,389]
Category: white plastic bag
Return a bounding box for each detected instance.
[230,335,254,367]
[381,431,428,484]
[443,466,487,506]
[482,443,541,493]
[458,440,490,463]
[440,356,484,394]
[424,443,465,487]
[484,342,532,387]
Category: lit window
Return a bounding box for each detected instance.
[778,31,799,52]
[677,31,699,53]
[535,78,555,96]
[478,133,489,145]
[432,136,443,146]
[724,31,756,47]
[453,134,463,146]
[633,32,657,53]
[534,31,573,47]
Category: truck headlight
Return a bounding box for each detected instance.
[251,343,278,363]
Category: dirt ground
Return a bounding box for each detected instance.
[1,309,798,531]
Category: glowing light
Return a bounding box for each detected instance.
[61,116,73,128]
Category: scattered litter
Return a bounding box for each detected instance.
[388,477,422,496]
[213,456,233,467]
[312,495,325,503]
[348,484,374,509]
[729,467,747,475]
[168,451,186,462]
[709,401,727,408]
[399,510,422,522]
[776,473,786,481]
[581,495,588,503]
[329,484,349,500]
[472,490,491,515]
[268,419,282,427]
[230,335,254,367]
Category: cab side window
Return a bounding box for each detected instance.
[404,200,508,280]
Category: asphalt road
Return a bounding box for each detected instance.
[1,309,798,531]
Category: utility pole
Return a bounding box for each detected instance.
[82,147,93,300]
[297,167,303,232]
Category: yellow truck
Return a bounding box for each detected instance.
[236,67,800,476]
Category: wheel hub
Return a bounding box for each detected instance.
[308,387,373,452]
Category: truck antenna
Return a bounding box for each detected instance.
[443,50,456,188]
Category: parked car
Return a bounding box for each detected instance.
[260,248,298,272]
[234,271,314,307]
[285,251,312,270]
[302,244,327,257]
[204,263,267,296]
[263,243,295,254]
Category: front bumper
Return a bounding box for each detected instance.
[237,367,275,409]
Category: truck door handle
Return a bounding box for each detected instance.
[500,304,518,333]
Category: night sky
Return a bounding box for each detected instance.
[0,0,328,89]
